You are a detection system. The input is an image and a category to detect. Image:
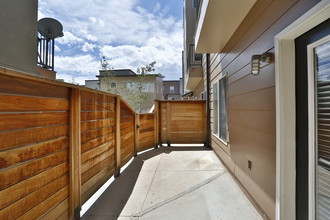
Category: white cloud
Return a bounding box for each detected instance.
[54,45,61,52]
[82,42,96,52]
[100,34,182,79]
[38,0,183,81]
[57,31,84,45]
[153,3,161,14]
[54,55,100,84]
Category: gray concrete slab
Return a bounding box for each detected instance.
[82,147,262,220]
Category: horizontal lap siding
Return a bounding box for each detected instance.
[80,91,116,203]
[120,102,135,166]
[138,114,155,152]
[0,74,70,219]
[207,0,321,219]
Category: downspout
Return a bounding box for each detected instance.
[206,53,211,148]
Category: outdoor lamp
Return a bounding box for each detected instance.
[251,52,272,76]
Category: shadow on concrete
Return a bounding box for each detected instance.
[81,146,210,219]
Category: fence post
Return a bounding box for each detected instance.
[166,102,171,146]
[134,113,140,155]
[69,88,81,220]
[154,101,159,148]
[115,97,121,177]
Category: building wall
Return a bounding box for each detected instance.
[85,80,99,90]
[0,0,38,74]
[206,0,321,219]
[99,76,163,113]
[163,80,181,99]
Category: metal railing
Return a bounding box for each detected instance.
[37,33,55,71]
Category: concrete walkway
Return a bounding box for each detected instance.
[81,147,263,220]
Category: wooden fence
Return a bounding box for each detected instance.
[157,100,207,144]
[0,68,206,219]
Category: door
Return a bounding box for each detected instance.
[295,18,330,220]
[308,35,330,220]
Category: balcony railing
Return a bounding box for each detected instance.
[0,68,206,219]
[37,33,55,71]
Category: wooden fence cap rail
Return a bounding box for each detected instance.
[155,99,206,102]
[0,67,120,98]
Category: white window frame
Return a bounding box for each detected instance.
[275,2,330,220]
[212,75,228,144]
[169,86,175,93]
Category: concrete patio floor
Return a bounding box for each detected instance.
[81,147,263,220]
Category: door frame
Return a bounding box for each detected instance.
[275,1,330,220]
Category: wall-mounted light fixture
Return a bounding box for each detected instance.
[251,52,272,76]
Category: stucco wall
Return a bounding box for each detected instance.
[0,0,38,74]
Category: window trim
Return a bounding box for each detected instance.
[212,75,228,145]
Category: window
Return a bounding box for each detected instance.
[142,83,155,92]
[213,77,228,143]
[213,83,218,136]
[126,82,137,91]
[170,86,174,93]
[201,91,206,100]
[218,77,227,142]
[110,82,116,88]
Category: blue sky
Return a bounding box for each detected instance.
[38,0,183,84]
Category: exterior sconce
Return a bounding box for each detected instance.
[251,52,272,76]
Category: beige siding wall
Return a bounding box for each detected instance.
[206,0,321,219]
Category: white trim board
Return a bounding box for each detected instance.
[275,1,330,220]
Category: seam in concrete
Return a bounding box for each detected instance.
[133,171,224,218]
[138,152,164,214]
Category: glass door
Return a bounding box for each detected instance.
[309,36,330,220]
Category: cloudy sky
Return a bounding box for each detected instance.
[38,0,183,85]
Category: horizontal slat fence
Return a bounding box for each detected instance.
[80,91,116,204]
[0,73,70,219]
[120,101,135,166]
[0,69,143,219]
[158,100,206,144]
[137,113,156,152]
[0,69,207,220]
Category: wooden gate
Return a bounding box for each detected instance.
[157,100,206,144]
[136,113,157,152]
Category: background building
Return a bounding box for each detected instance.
[163,80,182,100]
[97,69,164,113]
[84,80,99,90]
